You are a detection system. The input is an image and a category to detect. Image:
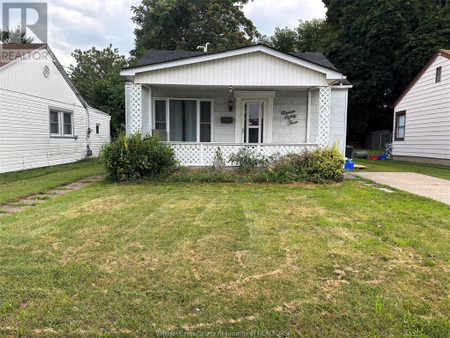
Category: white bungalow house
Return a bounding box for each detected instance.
[121,44,352,166]
[0,44,111,174]
[393,49,450,165]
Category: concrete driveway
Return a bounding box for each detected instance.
[353,172,450,205]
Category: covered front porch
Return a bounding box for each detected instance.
[125,84,340,166]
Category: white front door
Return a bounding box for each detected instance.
[244,101,264,144]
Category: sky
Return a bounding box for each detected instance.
[1,0,326,68]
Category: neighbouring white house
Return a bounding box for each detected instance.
[0,44,111,174]
[121,44,352,166]
[393,49,450,165]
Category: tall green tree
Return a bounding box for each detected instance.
[296,19,328,53]
[258,19,329,54]
[258,27,298,53]
[131,0,257,56]
[0,25,34,44]
[322,0,450,142]
[69,45,129,137]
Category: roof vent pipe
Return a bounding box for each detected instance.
[197,43,210,52]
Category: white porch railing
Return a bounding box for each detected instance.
[166,142,318,167]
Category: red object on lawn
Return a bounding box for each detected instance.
[369,155,380,161]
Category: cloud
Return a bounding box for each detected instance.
[243,0,326,36]
[47,0,140,67]
[1,0,140,67]
[1,0,326,68]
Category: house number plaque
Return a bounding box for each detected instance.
[281,110,298,126]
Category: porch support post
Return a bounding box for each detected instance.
[306,89,312,143]
[318,86,331,148]
[130,83,143,135]
[148,86,153,136]
[234,97,243,143]
[265,97,274,143]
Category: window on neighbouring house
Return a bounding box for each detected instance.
[63,113,73,135]
[395,111,406,141]
[96,124,100,134]
[436,67,442,83]
[49,109,74,137]
[50,111,59,134]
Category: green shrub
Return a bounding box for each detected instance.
[305,147,345,183]
[101,134,177,182]
[229,148,269,173]
[265,147,344,183]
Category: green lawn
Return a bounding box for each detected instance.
[1,179,449,336]
[352,149,450,180]
[0,159,104,204]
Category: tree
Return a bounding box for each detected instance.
[296,19,328,53]
[0,25,34,44]
[258,19,328,54]
[131,0,257,56]
[258,27,298,53]
[69,45,129,137]
[321,0,449,142]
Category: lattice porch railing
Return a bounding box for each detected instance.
[167,143,318,167]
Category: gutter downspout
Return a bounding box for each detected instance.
[86,106,92,157]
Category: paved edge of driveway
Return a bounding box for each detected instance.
[351,172,450,205]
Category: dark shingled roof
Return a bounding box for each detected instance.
[135,50,211,67]
[132,45,340,72]
[290,52,337,71]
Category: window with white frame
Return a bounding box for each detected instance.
[96,124,100,135]
[395,111,406,141]
[49,109,74,137]
[153,99,212,142]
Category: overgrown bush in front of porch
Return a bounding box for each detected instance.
[101,134,177,182]
[167,147,345,184]
[228,148,271,173]
[264,147,345,183]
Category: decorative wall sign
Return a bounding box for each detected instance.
[281,110,298,126]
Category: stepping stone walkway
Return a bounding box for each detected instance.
[0,176,102,219]
[344,173,395,194]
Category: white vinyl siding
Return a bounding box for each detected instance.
[0,47,111,173]
[88,108,111,157]
[0,89,87,173]
[135,52,329,87]
[394,55,450,160]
